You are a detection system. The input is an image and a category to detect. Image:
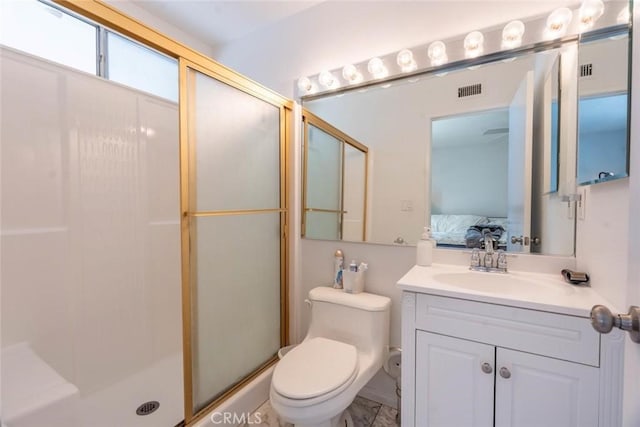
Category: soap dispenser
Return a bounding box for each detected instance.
[416,227,435,266]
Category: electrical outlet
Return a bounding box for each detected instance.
[400,200,413,212]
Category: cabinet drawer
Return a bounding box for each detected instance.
[415,294,600,366]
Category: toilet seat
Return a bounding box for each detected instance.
[272,337,358,400]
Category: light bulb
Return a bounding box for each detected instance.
[318,71,337,89]
[342,64,362,84]
[297,76,312,93]
[545,8,573,39]
[396,49,417,72]
[502,20,525,49]
[579,0,605,30]
[367,57,388,79]
[427,41,448,66]
[464,31,484,58]
[617,6,630,25]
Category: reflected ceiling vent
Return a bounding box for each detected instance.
[580,63,593,77]
[458,83,482,98]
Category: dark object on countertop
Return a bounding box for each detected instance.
[562,269,590,285]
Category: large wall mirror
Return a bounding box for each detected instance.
[301,25,631,256]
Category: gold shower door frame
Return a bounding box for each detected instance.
[54,2,291,425]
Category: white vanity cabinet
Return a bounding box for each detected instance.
[416,331,599,427]
[401,291,625,427]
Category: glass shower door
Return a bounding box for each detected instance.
[181,63,287,416]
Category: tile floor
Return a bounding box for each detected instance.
[246,396,398,427]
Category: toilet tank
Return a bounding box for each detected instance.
[305,287,391,356]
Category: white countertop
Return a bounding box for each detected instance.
[397,264,618,317]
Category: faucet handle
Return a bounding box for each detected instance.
[483,251,494,268]
[496,250,508,270]
[470,248,481,268]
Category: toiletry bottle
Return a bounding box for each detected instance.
[349,260,358,272]
[334,250,344,289]
[416,227,435,266]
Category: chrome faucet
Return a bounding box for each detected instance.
[469,232,508,273]
[483,229,495,255]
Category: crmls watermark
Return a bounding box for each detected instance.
[210,411,263,425]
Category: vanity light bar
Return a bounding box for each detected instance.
[296,0,629,97]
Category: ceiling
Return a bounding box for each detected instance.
[129,0,583,50]
[130,0,323,47]
[432,109,509,148]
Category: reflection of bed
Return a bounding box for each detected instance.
[431,214,507,248]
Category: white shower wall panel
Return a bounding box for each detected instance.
[0,47,183,426]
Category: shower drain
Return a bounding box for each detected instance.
[136,401,160,416]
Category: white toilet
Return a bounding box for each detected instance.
[270,286,391,427]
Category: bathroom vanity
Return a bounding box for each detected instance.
[398,264,625,427]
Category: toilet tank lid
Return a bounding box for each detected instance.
[309,287,391,312]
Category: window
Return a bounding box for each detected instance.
[0,0,178,102]
[0,0,97,74]
[107,32,178,102]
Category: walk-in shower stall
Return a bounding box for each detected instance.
[0,1,290,425]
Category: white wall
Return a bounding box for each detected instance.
[622,4,639,425]
[432,138,509,217]
[213,1,578,98]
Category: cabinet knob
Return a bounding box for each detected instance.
[481,362,493,374]
[499,367,511,379]
[590,305,640,343]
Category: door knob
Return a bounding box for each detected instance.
[499,367,511,379]
[591,305,640,343]
[481,362,493,374]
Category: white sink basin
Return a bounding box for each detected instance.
[433,271,576,297]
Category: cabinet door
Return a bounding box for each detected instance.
[495,348,599,427]
[416,331,494,427]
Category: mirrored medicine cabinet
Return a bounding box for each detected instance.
[301,24,631,257]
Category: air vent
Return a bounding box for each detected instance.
[580,63,593,77]
[458,83,482,98]
[136,401,160,416]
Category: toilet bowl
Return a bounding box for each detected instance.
[270,287,391,427]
